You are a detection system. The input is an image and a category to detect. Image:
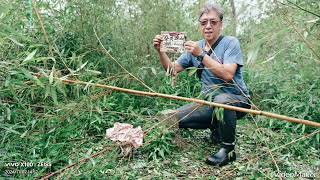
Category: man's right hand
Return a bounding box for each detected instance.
[153,35,163,52]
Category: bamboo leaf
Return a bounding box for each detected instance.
[247,40,262,65]
[20,130,28,138]
[188,67,198,77]
[44,136,51,148]
[159,149,165,159]
[79,61,88,69]
[45,85,50,99]
[20,68,34,80]
[7,37,24,47]
[215,107,224,122]
[6,107,11,121]
[75,61,88,72]
[86,148,93,156]
[84,80,93,91]
[31,119,36,129]
[20,68,44,88]
[22,49,37,64]
[54,80,67,97]
[86,69,102,75]
[1,126,21,135]
[151,67,157,75]
[48,128,56,134]
[301,124,305,133]
[49,66,55,85]
[50,87,58,105]
[90,158,96,166]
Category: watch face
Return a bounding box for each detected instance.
[201,51,207,57]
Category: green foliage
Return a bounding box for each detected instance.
[240,1,320,138]
[214,107,224,122]
[143,131,175,161]
[0,0,319,179]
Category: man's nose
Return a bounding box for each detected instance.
[205,22,212,28]
[205,25,212,30]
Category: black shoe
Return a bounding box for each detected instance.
[206,147,236,166]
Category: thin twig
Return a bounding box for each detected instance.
[286,0,320,18]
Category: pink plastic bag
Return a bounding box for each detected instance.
[106,122,143,149]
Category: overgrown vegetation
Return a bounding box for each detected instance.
[0,0,319,178]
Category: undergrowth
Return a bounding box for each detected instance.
[0,0,319,179]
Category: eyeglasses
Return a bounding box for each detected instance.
[199,19,221,27]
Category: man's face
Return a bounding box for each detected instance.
[199,10,223,42]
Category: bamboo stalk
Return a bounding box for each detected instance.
[61,79,320,128]
[32,0,53,57]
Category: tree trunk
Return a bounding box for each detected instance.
[229,0,237,35]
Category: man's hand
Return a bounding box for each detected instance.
[153,35,163,52]
[184,41,202,57]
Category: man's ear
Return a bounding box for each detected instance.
[220,22,224,30]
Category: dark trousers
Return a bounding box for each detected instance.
[176,93,251,146]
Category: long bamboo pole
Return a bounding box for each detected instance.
[61,79,320,128]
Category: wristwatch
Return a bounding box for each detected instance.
[197,50,207,62]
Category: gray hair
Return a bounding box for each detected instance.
[199,3,224,21]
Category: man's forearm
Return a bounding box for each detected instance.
[157,51,184,75]
[202,55,235,82]
[158,51,172,71]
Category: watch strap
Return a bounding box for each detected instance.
[197,50,207,62]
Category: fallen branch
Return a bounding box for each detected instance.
[60,79,320,128]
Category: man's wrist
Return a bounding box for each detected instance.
[158,50,165,55]
[197,50,207,62]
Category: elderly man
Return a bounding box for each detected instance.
[153,3,251,166]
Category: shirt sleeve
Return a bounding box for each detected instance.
[176,52,192,69]
[223,38,244,66]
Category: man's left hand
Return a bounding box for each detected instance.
[184,41,202,57]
